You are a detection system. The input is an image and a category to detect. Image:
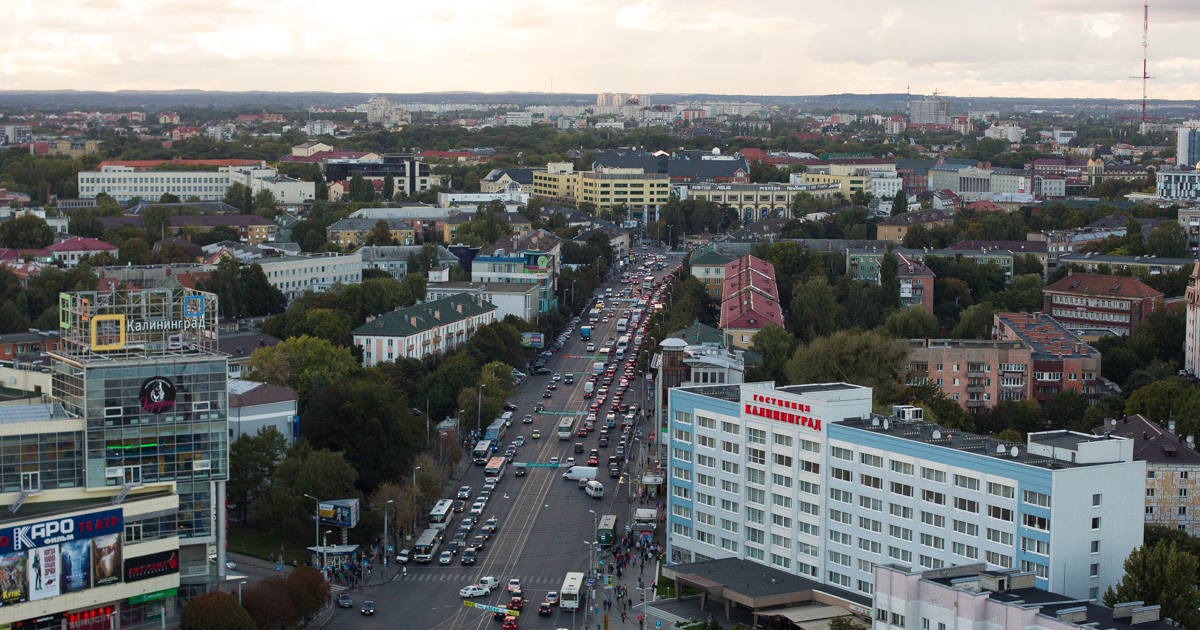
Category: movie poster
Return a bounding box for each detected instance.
[60,539,92,594]
[90,534,121,587]
[0,552,28,606]
[27,546,60,601]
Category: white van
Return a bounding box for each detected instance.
[615,348,625,360]
[501,411,514,426]
[585,480,604,498]
[562,466,599,481]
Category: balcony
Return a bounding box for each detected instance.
[966,385,985,393]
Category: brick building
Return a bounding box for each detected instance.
[1043,273,1163,336]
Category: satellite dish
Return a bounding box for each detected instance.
[1010,447,1019,458]
[932,430,941,439]
[996,444,1006,454]
[883,419,890,430]
[712,147,720,155]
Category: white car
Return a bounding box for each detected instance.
[469,501,486,515]
[461,584,492,598]
[587,343,596,352]
[508,578,522,592]
[565,457,576,466]
[439,551,453,564]
[550,456,559,465]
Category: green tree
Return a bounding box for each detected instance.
[261,440,359,539]
[1013,253,1044,277]
[140,204,174,240]
[253,189,280,219]
[785,329,910,404]
[292,219,327,252]
[246,335,358,403]
[383,173,395,200]
[240,577,295,630]
[229,427,289,524]
[179,591,255,630]
[286,565,330,621]
[1104,540,1200,630]
[159,192,180,204]
[880,250,900,310]
[1147,220,1188,259]
[1046,389,1087,430]
[349,173,375,202]
[366,219,396,246]
[118,237,152,265]
[223,182,254,211]
[891,189,908,216]
[884,306,939,339]
[829,617,869,630]
[747,325,797,385]
[0,215,54,249]
[951,302,997,339]
[789,278,845,342]
[195,258,287,318]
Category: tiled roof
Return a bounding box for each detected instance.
[690,249,734,267]
[350,294,496,338]
[1044,273,1163,299]
[877,208,953,227]
[47,237,117,252]
[228,379,298,407]
[1092,414,1200,465]
[895,252,935,277]
[720,289,784,330]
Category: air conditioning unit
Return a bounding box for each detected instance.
[892,405,924,422]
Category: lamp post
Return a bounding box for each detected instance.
[321,529,332,570]
[303,494,319,557]
[583,538,598,623]
[477,384,484,434]
[384,499,394,566]
[412,466,421,535]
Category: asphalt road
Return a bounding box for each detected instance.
[331,248,680,630]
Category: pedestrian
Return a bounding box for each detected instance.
[628,598,633,609]
[403,566,407,578]
[621,611,627,623]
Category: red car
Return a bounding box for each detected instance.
[503,615,518,629]
[509,596,524,611]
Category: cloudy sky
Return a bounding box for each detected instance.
[3,0,1199,100]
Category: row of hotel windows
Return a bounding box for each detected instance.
[1052,308,1131,323]
[81,176,231,184]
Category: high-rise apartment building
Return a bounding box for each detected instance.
[908,97,952,125]
[1177,126,1200,168]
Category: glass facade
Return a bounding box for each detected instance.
[0,430,84,493]
[52,355,228,540]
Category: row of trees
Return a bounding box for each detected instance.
[179,565,328,630]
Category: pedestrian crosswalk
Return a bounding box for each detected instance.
[329,583,348,593]
[399,573,561,584]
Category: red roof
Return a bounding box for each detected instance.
[1044,273,1163,300]
[46,237,117,252]
[98,159,263,169]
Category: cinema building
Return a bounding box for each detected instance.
[0,289,228,630]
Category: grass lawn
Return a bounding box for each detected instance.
[228,523,312,566]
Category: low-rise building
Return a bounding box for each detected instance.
[326,218,417,247]
[0,330,60,360]
[993,312,1105,407]
[896,252,935,312]
[257,252,363,304]
[683,182,834,222]
[228,379,299,444]
[1043,273,1163,336]
[217,332,281,380]
[359,245,459,280]
[471,230,562,316]
[720,255,784,348]
[46,236,118,267]
[352,294,498,365]
[875,209,954,243]
[1093,414,1200,535]
[1056,252,1193,277]
[689,249,734,298]
[425,281,543,321]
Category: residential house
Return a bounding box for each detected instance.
[1043,273,1163,336]
[360,245,460,280]
[875,209,954,243]
[218,332,282,380]
[425,281,543,321]
[896,252,935,312]
[352,294,498,365]
[46,236,118,267]
[689,248,734,298]
[1093,414,1200,535]
[0,331,61,360]
[228,379,299,444]
[719,254,784,348]
[326,218,418,248]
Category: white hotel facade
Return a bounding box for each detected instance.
[665,382,1145,602]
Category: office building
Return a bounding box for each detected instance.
[1156,168,1200,202]
[351,294,497,365]
[322,154,442,198]
[11,288,231,627]
[256,252,363,304]
[665,381,1144,602]
[1043,273,1163,336]
[1178,126,1200,168]
[873,564,1172,630]
[471,230,562,317]
[578,169,672,223]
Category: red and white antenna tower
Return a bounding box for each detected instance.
[1119,3,1160,130]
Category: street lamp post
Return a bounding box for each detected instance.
[321,529,332,570]
[477,384,484,434]
[384,499,394,566]
[303,494,319,558]
[412,466,421,536]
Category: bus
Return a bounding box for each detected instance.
[597,515,619,546]
[633,508,657,533]
[617,335,629,350]
[589,308,601,322]
[484,457,506,480]
[484,419,506,444]
[413,528,442,562]
[557,417,575,440]
[560,572,585,611]
[472,440,493,464]
[616,318,628,333]
[429,499,454,529]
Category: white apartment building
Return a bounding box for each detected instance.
[871,175,904,199]
[425,281,543,321]
[985,123,1025,143]
[1156,168,1200,202]
[256,252,363,304]
[505,112,533,127]
[666,382,1145,603]
[77,163,308,204]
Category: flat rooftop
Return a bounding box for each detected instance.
[665,557,870,608]
[676,382,869,404]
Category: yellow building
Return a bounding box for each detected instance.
[327,218,417,247]
[875,208,954,243]
[531,163,578,203]
[801,172,871,195]
[49,138,98,157]
[689,248,734,298]
[577,169,671,210]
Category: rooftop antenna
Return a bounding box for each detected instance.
[1118,3,1160,133]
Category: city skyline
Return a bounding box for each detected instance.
[4,0,1200,101]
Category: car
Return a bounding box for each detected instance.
[532,429,541,439]
[338,594,353,608]
[609,466,620,478]
[480,576,501,589]
[549,456,559,465]
[546,591,560,605]
[565,457,576,466]
[547,382,557,390]
[534,402,545,412]
[507,595,524,612]
[452,499,466,513]
[553,373,562,381]
[503,615,519,629]
[494,610,508,621]
[484,517,499,533]
[542,390,552,398]
[504,402,518,411]
[514,436,526,446]
[508,578,522,592]
[538,602,552,616]
[565,375,574,384]
[460,516,476,531]
[470,500,487,515]
[444,540,461,555]
[461,584,492,598]
[461,547,477,565]
[587,343,596,352]
[579,477,590,489]
[587,456,598,466]
[361,600,375,615]
[457,485,472,499]
[598,436,609,447]
[523,414,533,424]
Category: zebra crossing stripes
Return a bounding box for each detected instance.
[402,573,559,584]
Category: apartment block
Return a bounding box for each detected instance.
[352,294,497,365]
[1043,273,1163,336]
[875,210,954,244]
[992,312,1105,407]
[326,218,418,247]
[1093,414,1200,535]
[690,249,734,298]
[720,255,784,348]
[896,253,935,312]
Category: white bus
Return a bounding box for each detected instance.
[473,440,493,464]
[560,572,585,610]
[413,528,442,563]
[484,456,507,480]
[429,499,454,530]
[616,318,628,333]
[557,417,575,440]
[617,335,630,350]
